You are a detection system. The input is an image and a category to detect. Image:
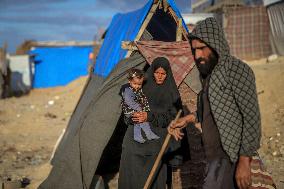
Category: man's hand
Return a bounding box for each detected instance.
[170,114,196,129]
[236,156,252,189]
[132,112,147,123]
[167,126,184,141]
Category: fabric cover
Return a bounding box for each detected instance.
[136,41,195,86]
[267,1,284,56]
[224,6,272,60]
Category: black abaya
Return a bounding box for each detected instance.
[118,57,182,189]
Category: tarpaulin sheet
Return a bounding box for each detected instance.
[224,6,272,60]
[267,1,284,56]
[31,46,92,88]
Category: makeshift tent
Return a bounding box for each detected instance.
[264,0,284,56]
[223,6,272,60]
[39,1,200,189]
[94,0,189,78]
[190,0,273,60]
[31,46,93,88]
[9,55,32,94]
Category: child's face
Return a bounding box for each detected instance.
[129,77,144,91]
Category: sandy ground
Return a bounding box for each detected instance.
[0,57,283,189]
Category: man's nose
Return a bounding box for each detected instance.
[195,49,203,59]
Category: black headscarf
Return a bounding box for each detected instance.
[143,57,182,114]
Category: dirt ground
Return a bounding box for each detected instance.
[0,57,283,189]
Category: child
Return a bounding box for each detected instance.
[121,68,159,143]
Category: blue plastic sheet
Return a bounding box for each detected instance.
[31,46,92,88]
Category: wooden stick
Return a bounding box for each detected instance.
[125,1,160,58]
[121,41,138,51]
[168,7,188,41]
[162,0,169,12]
[176,18,183,42]
[143,110,182,189]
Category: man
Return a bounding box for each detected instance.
[169,17,261,189]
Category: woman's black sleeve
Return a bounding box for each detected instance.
[147,104,181,128]
[147,111,173,128]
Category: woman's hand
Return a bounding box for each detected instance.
[132,112,147,123]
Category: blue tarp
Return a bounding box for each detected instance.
[94,0,188,77]
[31,46,92,88]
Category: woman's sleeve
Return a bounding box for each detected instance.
[147,98,182,128]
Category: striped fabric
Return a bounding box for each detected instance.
[135,41,195,86]
[178,81,197,113]
[250,156,276,189]
[224,6,272,60]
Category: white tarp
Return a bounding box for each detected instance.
[182,13,215,25]
[267,1,284,55]
[263,0,282,6]
[8,55,33,93]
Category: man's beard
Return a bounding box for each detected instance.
[195,52,218,78]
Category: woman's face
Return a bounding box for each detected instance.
[154,67,167,85]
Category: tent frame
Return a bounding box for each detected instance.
[124,0,188,57]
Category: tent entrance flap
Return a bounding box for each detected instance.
[95,114,127,175]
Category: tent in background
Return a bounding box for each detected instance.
[9,55,32,94]
[264,0,284,56]
[31,46,93,88]
[39,0,199,189]
[223,6,272,60]
[189,0,273,60]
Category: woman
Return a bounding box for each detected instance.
[118,57,183,189]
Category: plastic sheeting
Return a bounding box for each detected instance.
[9,55,32,93]
[94,0,188,77]
[31,46,92,88]
[263,0,282,6]
[267,1,284,56]
[224,6,272,60]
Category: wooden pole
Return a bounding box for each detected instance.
[125,1,160,58]
[162,0,169,12]
[143,110,182,189]
[121,41,138,51]
[176,18,183,42]
[168,7,188,41]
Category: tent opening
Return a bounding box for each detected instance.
[147,8,178,42]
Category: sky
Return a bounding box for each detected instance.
[0,0,191,53]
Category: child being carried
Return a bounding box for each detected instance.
[121,68,159,143]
